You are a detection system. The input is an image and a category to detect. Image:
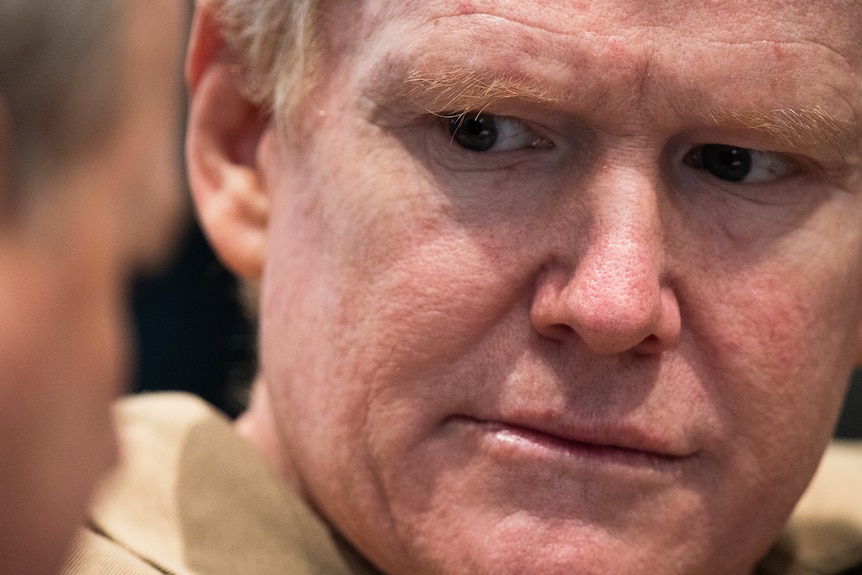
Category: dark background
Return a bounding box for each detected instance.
[132,220,862,437]
[838,369,862,438]
[132,222,254,419]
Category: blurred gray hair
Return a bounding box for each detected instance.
[0,0,121,194]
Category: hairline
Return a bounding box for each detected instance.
[212,0,324,132]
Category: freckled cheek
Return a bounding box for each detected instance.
[300,120,539,380]
[697,271,855,432]
[742,296,812,373]
[321,175,529,342]
[348,236,523,368]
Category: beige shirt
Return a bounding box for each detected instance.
[61,393,862,575]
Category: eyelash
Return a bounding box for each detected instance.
[682,144,800,184]
[439,112,802,184]
[442,112,552,153]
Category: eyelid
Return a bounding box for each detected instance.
[673,122,857,175]
[682,144,801,185]
[443,111,553,152]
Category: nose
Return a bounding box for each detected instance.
[530,168,681,356]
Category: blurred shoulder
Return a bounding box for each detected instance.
[60,392,367,575]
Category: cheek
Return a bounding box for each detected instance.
[264,121,534,386]
[263,196,525,424]
[690,249,862,468]
[258,130,543,513]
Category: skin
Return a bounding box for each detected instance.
[0,1,184,574]
[188,0,862,573]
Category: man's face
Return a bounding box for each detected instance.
[254,1,862,573]
[0,1,184,573]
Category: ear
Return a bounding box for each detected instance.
[185,2,269,279]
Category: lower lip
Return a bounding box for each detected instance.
[453,418,686,471]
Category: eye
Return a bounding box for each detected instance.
[447,113,551,152]
[683,144,797,183]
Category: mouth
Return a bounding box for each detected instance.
[450,416,694,470]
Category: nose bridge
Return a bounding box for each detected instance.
[577,165,663,301]
[531,160,677,356]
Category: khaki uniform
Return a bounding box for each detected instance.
[61,394,862,575]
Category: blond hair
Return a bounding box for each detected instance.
[211,0,321,126]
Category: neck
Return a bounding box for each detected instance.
[234,378,301,492]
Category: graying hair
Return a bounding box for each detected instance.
[212,0,320,126]
[199,1,321,321]
[0,0,121,195]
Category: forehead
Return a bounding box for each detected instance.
[346,0,862,49]
[319,0,862,152]
[326,1,862,88]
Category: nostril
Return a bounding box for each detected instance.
[633,334,663,355]
[536,322,576,343]
[531,276,681,356]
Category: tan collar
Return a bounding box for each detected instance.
[88,393,862,575]
[87,393,371,575]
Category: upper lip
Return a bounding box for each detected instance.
[456,411,697,460]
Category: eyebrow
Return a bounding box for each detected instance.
[387,66,570,114]
[706,106,860,161]
[372,63,861,162]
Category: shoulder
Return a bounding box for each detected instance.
[61,392,235,575]
[61,392,366,575]
[62,528,166,575]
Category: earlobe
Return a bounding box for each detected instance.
[186,3,270,279]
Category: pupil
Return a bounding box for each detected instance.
[701,144,752,182]
[449,115,498,152]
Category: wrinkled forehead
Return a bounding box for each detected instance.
[328,0,862,70]
[320,0,862,146]
[352,0,862,47]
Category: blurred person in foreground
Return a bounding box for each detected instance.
[65,0,862,574]
[0,0,185,573]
